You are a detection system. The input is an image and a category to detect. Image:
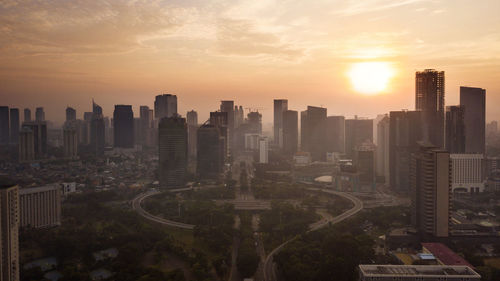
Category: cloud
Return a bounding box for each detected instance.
[332,0,431,16]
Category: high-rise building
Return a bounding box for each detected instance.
[66,107,76,122]
[113,105,134,148]
[0,106,9,145]
[354,141,376,187]
[445,106,465,153]
[234,106,244,128]
[23,108,31,122]
[0,180,20,281]
[303,106,327,161]
[19,185,61,229]
[35,107,45,122]
[247,111,262,134]
[197,124,224,179]
[63,123,78,159]
[9,108,19,145]
[415,69,445,148]
[220,101,235,153]
[210,111,228,158]
[282,110,298,156]
[154,94,177,120]
[411,142,451,238]
[19,127,35,163]
[90,100,105,155]
[326,116,345,153]
[187,110,198,159]
[487,121,498,136]
[259,137,269,163]
[376,116,390,182]
[451,154,484,194]
[159,117,187,188]
[300,110,308,151]
[21,122,47,159]
[345,117,373,158]
[139,106,151,146]
[273,99,288,147]
[460,86,486,154]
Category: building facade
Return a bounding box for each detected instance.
[19,185,61,229]
[450,154,485,194]
[273,99,288,147]
[197,125,224,179]
[0,181,20,281]
[9,108,19,145]
[154,94,177,119]
[358,265,480,281]
[113,105,134,148]
[282,110,298,156]
[376,116,390,182]
[0,106,9,145]
[345,117,373,158]
[445,105,465,153]
[158,117,188,189]
[326,116,345,154]
[187,110,198,159]
[303,106,327,161]
[460,86,486,154]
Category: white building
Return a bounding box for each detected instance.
[245,133,261,151]
[451,154,485,193]
[358,265,480,281]
[259,138,268,164]
[60,182,77,196]
[19,185,61,229]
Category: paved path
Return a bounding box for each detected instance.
[262,188,364,281]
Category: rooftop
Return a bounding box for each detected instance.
[0,177,17,189]
[422,243,473,268]
[359,265,480,277]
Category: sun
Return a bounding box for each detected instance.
[348,62,395,95]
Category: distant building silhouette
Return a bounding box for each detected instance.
[0,106,9,145]
[63,123,78,159]
[197,124,224,179]
[35,107,45,122]
[66,107,76,122]
[9,108,19,145]
[273,99,288,147]
[302,106,327,161]
[21,121,47,159]
[154,94,177,120]
[220,101,235,154]
[326,116,345,154]
[259,137,269,163]
[460,86,486,154]
[19,127,34,163]
[0,180,19,281]
[113,105,134,148]
[411,142,451,238]
[210,111,228,159]
[445,105,465,153]
[247,111,262,134]
[90,101,105,155]
[139,106,152,146]
[23,108,31,122]
[159,117,187,188]
[282,110,298,156]
[354,141,376,188]
[187,110,198,159]
[345,117,373,158]
[376,115,390,183]
[415,69,445,147]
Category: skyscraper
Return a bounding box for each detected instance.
[273,99,288,147]
[139,106,151,146]
[187,110,198,159]
[210,111,228,159]
[415,69,445,147]
[282,110,298,156]
[35,107,45,122]
[354,141,376,187]
[90,100,105,155]
[63,123,78,159]
[445,106,465,153]
[302,106,327,161]
[9,108,19,144]
[21,122,47,159]
[66,107,76,122]
[247,111,262,134]
[460,86,486,154]
[345,117,373,158]
[376,116,390,183]
[411,142,451,238]
[159,117,187,188]
[300,110,308,151]
[154,94,177,119]
[389,110,424,193]
[23,108,31,122]
[197,124,224,179]
[0,106,9,145]
[0,179,20,281]
[220,101,235,153]
[19,127,34,163]
[113,105,134,148]
[326,116,345,153]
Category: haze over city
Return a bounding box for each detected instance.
[1,0,500,124]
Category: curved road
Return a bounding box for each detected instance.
[132,190,195,230]
[263,188,364,281]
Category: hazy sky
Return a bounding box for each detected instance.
[1,0,499,125]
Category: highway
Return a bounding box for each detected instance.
[262,188,364,281]
[132,190,195,230]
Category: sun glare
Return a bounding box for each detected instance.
[348,62,395,95]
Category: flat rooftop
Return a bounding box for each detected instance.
[359,265,480,277]
[422,243,473,268]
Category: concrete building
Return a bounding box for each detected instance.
[411,142,451,238]
[158,117,187,189]
[113,105,134,148]
[154,94,177,119]
[63,123,78,160]
[23,108,31,122]
[390,110,424,193]
[21,121,47,159]
[197,124,224,179]
[245,133,261,151]
[326,116,345,154]
[376,116,390,183]
[445,105,465,153]
[187,110,198,159]
[273,99,288,147]
[35,107,45,122]
[210,111,229,159]
[460,86,486,154]
[303,106,327,161]
[415,69,445,148]
[220,101,235,153]
[19,127,35,163]
[354,141,376,189]
[90,101,105,155]
[0,180,20,281]
[0,106,9,145]
[450,154,484,194]
[19,185,61,229]
[282,110,298,156]
[421,243,474,268]
[9,108,19,145]
[358,265,480,281]
[259,137,269,164]
[66,107,76,122]
[345,117,373,158]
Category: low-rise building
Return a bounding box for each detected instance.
[19,185,61,229]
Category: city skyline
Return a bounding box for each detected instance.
[1,0,500,124]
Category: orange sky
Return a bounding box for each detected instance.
[1,0,499,125]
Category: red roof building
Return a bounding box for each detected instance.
[421,243,473,268]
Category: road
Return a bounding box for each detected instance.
[262,188,364,281]
[132,190,195,230]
